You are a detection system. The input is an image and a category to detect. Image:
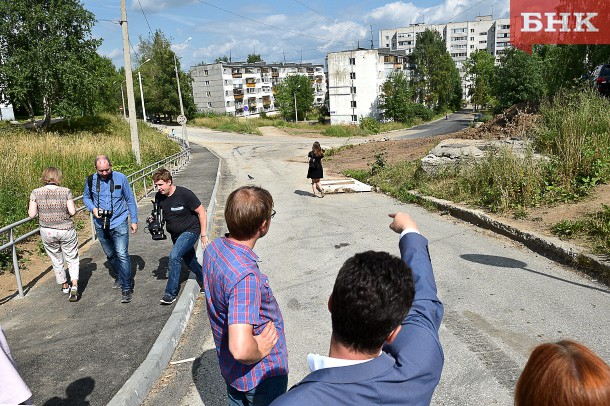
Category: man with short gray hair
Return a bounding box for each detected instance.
[83,155,138,303]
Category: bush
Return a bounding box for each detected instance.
[412,104,434,121]
[359,117,380,134]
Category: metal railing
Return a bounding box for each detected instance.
[0,137,190,299]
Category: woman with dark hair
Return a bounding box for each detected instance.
[515,340,610,406]
[28,167,80,302]
[307,141,325,198]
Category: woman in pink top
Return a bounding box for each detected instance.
[28,167,80,302]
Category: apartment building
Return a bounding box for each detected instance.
[379,16,511,96]
[190,62,326,117]
[326,48,410,125]
[379,16,510,62]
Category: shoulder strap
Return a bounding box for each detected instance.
[87,174,94,200]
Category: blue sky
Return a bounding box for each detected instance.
[83,0,510,70]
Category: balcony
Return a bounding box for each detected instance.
[233,88,244,95]
[232,73,242,78]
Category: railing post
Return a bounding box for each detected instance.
[11,228,25,298]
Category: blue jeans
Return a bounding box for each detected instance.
[165,231,202,298]
[226,375,288,406]
[96,218,132,291]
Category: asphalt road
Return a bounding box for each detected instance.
[392,111,473,139]
[144,126,610,406]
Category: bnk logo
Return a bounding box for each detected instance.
[511,0,610,53]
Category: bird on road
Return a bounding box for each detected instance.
[247,174,254,180]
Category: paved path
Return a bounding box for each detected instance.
[0,144,219,405]
[144,126,610,406]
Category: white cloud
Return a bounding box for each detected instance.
[132,0,198,14]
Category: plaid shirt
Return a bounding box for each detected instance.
[203,237,288,391]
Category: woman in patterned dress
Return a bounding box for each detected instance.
[28,167,80,302]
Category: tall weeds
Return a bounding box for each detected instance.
[534,89,610,195]
[0,114,180,228]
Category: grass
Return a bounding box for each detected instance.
[0,114,181,272]
[552,204,610,254]
[190,112,420,137]
[342,90,610,255]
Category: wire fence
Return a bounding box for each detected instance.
[0,134,190,299]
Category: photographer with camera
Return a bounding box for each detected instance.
[84,155,139,304]
[150,168,208,305]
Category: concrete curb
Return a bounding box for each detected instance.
[107,148,222,405]
[409,191,610,286]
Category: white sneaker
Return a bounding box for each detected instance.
[69,286,78,302]
[62,285,70,294]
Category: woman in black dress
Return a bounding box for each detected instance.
[307,141,324,197]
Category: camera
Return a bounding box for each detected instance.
[98,209,113,231]
[147,200,166,240]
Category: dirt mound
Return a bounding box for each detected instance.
[453,102,541,140]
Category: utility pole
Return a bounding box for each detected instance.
[174,37,191,148]
[370,25,374,49]
[138,58,151,121]
[120,0,141,165]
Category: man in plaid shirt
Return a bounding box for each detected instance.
[203,186,288,405]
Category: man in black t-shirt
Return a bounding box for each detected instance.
[151,168,209,305]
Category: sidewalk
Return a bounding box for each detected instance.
[0,143,219,405]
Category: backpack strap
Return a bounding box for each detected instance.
[87,174,94,201]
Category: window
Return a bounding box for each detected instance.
[225,90,229,96]
[479,32,487,36]
[351,100,357,108]
[349,57,356,65]
[451,28,466,34]
[470,37,474,41]
[226,101,230,107]
[470,28,474,33]
[501,24,510,30]
[205,80,210,86]
[351,115,357,122]
[350,86,356,94]
[206,91,211,97]
[207,102,212,107]
[350,72,356,79]
[479,40,487,44]
[224,80,229,85]
[470,45,475,49]
[204,70,208,75]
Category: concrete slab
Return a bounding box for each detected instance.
[320,177,372,194]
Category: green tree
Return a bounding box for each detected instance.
[137,31,196,120]
[412,29,461,110]
[463,50,496,110]
[247,54,262,63]
[538,45,610,97]
[379,71,413,122]
[0,0,101,127]
[214,55,230,63]
[274,75,314,121]
[492,47,546,110]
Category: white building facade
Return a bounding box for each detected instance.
[379,16,511,96]
[190,62,326,117]
[326,49,409,125]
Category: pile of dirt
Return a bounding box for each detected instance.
[451,102,541,140]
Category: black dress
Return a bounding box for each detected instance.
[307,151,323,179]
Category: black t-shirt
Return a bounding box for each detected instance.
[155,186,202,238]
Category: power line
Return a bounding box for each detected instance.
[197,0,367,48]
[136,0,155,37]
[441,0,493,25]
[291,0,365,41]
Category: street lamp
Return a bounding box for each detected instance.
[293,84,300,122]
[138,58,151,121]
[174,37,191,147]
[113,80,127,119]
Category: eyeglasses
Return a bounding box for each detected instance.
[271,209,276,218]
